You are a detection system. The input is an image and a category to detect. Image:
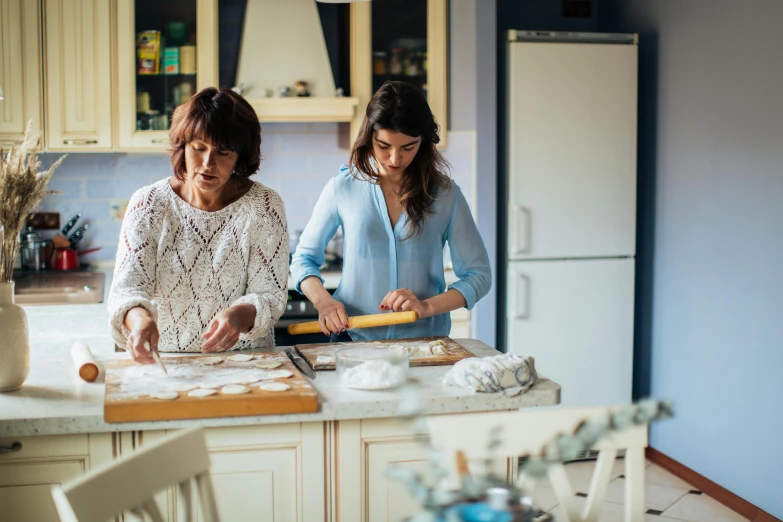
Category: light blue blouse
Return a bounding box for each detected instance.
[290,166,491,341]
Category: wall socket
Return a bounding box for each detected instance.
[26,212,60,230]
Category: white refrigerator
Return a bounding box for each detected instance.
[505,31,638,407]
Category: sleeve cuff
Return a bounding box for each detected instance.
[294,271,325,294]
[448,280,478,310]
[109,298,158,349]
[232,294,279,341]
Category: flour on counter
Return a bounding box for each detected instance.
[339,360,406,390]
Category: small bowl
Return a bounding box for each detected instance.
[335,346,409,390]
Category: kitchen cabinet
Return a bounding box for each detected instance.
[450,307,471,339]
[334,417,513,522]
[0,0,43,147]
[0,433,114,521]
[349,0,448,147]
[43,0,114,152]
[135,423,326,522]
[116,0,217,151]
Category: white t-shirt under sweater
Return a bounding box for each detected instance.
[108,179,289,352]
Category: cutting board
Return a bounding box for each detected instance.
[104,352,318,423]
[295,336,475,371]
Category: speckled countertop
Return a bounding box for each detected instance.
[1,285,560,437]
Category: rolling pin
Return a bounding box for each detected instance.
[71,342,99,382]
[287,311,418,335]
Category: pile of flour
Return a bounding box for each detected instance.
[339,359,406,390]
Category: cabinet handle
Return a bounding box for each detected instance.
[510,204,531,255]
[150,139,167,144]
[510,271,530,320]
[0,442,22,454]
[63,139,99,145]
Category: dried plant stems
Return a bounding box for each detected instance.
[0,121,65,282]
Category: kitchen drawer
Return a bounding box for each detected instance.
[0,433,89,461]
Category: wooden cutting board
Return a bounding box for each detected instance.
[295,336,474,371]
[104,352,318,423]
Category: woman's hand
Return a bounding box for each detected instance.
[126,315,159,364]
[314,296,350,337]
[379,288,433,319]
[201,308,245,353]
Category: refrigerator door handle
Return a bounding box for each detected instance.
[510,204,531,255]
[510,270,530,320]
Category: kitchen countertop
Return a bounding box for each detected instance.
[1,302,560,437]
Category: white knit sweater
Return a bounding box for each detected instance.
[108,179,289,352]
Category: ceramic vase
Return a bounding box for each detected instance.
[0,282,30,391]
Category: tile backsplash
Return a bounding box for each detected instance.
[37,124,475,263]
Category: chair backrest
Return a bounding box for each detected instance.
[51,426,220,522]
[427,407,648,522]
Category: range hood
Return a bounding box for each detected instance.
[235,0,358,122]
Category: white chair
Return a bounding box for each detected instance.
[51,426,220,522]
[427,407,648,522]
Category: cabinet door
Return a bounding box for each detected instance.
[449,307,471,339]
[506,258,635,407]
[43,0,113,151]
[0,0,43,147]
[116,0,217,150]
[350,0,448,147]
[507,41,637,259]
[137,423,325,522]
[0,433,114,521]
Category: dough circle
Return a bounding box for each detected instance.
[188,388,217,397]
[221,384,251,395]
[267,369,293,379]
[257,382,291,392]
[255,360,282,369]
[150,391,179,400]
[197,356,223,366]
[227,354,254,362]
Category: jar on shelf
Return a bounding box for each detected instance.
[389,48,403,75]
[404,52,419,77]
[373,51,388,75]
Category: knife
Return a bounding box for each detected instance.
[68,224,89,246]
[61,212,81,236]
[285,347,315,379]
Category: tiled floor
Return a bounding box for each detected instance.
[531,459,750,521]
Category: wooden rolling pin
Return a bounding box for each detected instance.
[287,311,418,335]
[71,342,99,382]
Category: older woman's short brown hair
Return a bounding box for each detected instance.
[168,87,261,181]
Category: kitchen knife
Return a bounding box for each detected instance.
[60,212,81,236]
[287,311,419,335]
[68,224,89,246]
[284,347,315,379]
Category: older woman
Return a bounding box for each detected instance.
[108,87,288,364]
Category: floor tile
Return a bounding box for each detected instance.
[604,477,689,511]
[662,493,750,522]
[538,460,627,494]
[645,464,694,490]
[548,497,684,522]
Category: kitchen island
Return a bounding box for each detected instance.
[0,302,560,522]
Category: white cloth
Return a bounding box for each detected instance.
[442,353,538,395]
[108,179,289,352]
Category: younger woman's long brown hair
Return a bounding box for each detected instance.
[349,81,450,239]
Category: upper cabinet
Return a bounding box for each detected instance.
[350,0,448,147]
[116,0,217,150]
[43,0,113,151]
[0,0,43,148]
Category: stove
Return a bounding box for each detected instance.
[273,289,333,346]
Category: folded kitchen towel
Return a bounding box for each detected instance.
[442,353,537,395]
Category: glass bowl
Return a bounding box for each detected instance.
[335,346,410,390]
